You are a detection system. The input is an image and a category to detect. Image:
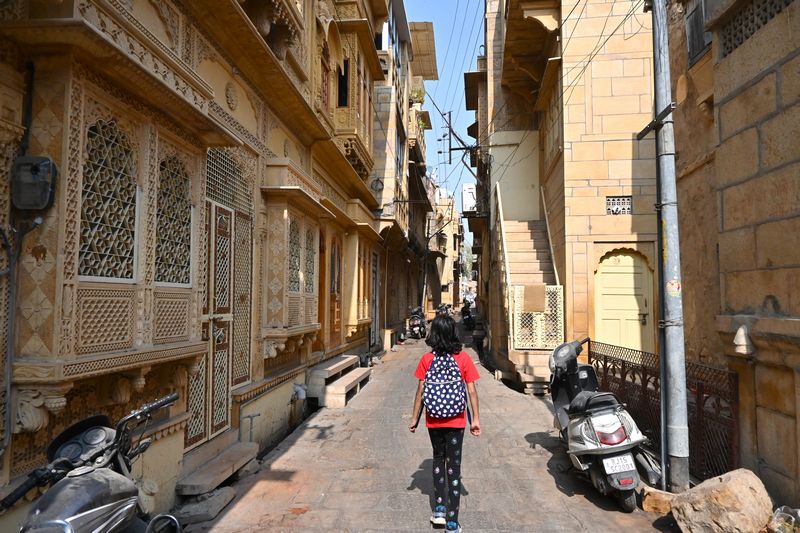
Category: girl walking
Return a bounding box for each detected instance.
[409,314,481,532]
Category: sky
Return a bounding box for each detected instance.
[405,0,484,244]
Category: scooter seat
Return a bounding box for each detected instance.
[567,391,620,416]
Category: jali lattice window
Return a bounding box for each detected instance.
[156,156,192,284]
[80,119,138,279]
[206,148,250,215]
[288,219,301,292]
[304,228,316,293]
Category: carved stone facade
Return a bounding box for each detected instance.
[0,0,434,518]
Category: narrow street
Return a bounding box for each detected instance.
[188,333,661,532]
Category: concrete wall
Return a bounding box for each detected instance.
[490,130,541,221]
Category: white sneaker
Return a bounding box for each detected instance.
[430,505,446,525]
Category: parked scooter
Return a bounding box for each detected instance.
[1,393,182,532]
[435,303,452,317]
[460,303,475,331]
[408,306,426,339]
[549,339,647,512]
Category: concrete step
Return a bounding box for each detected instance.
[307,355,360,399]
[510,349,551,368]
[325,367,372,408]
[176,441,258,496]
[180,429,237,477]
[507,259,554,272]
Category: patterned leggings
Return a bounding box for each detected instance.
[428,427,465,524]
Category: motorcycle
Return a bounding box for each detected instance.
[549,339,647,512]
[460,304,475,331]
[1,393,182,532]
[435,303,451,317]
[408,306,426,339]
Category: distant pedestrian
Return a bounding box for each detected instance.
[408,314,481,533]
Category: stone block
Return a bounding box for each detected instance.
[756,217,800,269]
[715,127,759,187]
[714,2,800,101]
[718,227,756,272]
[641,485,675,515]
[602,140,633,160]
[174,487,236,525]
[719,74,776,140]
[669,469,773,533]
[593,95,642,115]
[604,33,653,55]
[756,406,797,477]
[568,196,605,216]
[593,77,612,97]
[755,365,795,415]
[759,464,797,508]
[591,59,624,78]
[624,58,645,78]
[567,160,609,180]
[567,104,586,124]
[602,113,653,134]
[760,102,800,170]
[722,163,800,230]
[780,53,800,107]
[568,186,599,197]
[724,269,796,315]
[572,141,604,161]
[611,76,652,96]
[608,158,657,180]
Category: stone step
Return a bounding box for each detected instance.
[507,239,551,251]
[507,259,554,273]
[503,220,548,231]
[510,272,557,284]
[307,355,360,399]
[325,367,372,408]
[505,231,550,242]
[176,441,258,496]
[180,429,237,477]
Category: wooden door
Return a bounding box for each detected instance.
[594,251,655,353]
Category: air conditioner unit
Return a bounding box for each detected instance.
[462,184,476,212]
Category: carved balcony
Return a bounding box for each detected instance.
[334,130,373,182]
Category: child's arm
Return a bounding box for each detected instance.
[467,381,481,436]
[409,380,424,432]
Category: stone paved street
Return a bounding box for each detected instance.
[189,338,663,532]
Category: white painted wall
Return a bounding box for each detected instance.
[489,130,540,221]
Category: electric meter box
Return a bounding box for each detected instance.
[11,155,57,211]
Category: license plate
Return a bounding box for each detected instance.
[603,454,636,474]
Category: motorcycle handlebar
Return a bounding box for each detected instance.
[0,472,44,511]
[116,393,179,435]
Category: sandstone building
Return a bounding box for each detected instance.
[0,0,435,522]
[668,0,800,505]
[464,0,658,392]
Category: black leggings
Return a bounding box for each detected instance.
[428,427,465,524]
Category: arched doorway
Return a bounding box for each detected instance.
[594,250,655,353]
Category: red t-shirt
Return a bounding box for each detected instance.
[414,351,480,428]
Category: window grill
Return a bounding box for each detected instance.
[206,148,251,215]
[720,0,795,57]
[80,120,138,279]
[156,156,192,284]
[288,219,301,292]
[685,0,712,65]
[606,196,632,215]
[304,228,316,293]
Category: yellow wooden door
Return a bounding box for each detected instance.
[594,251,655,353]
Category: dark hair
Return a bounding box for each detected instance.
[425,314,462,355]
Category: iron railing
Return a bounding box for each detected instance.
[588,340,739,481]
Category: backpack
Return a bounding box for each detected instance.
[422,352,466,418]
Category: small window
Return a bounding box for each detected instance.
[337,59,349,107]
[606,196,632,215]
[685,0,712,66]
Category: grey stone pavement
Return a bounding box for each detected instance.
[189,336,667,532]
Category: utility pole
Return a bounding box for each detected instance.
[645,0,690,492]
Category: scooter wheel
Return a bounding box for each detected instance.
[616,489,637,513]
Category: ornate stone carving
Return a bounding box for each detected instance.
[263,340,286,359]
[148,0,181,50]
[111,376,132,404]
[14,384,74,433]
[225,81,238,111]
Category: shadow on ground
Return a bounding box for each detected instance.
[407,459,470,513]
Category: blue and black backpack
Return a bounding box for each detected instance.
[422,352,466,418]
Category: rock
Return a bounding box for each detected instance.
[234,458,261,480]
[641,484,676,515]
[670,469,773,533]
[173,487,236,525]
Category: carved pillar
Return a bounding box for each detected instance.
[342,230,359,338]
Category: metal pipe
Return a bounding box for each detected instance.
[651,0,690,492]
